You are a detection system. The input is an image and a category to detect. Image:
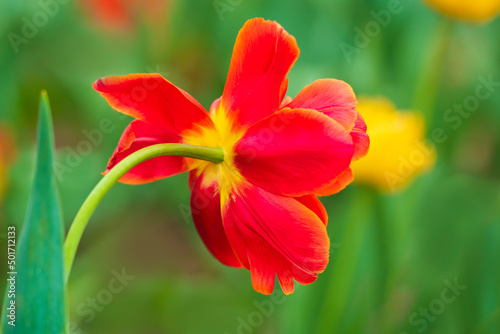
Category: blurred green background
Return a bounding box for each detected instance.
[1,0,500,333]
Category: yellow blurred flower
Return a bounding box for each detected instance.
[424,0,500,22]
[351,97,435,193]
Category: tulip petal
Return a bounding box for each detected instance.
[191,173,242,268]
[315,167,354,197]
[219,18,299,129]
[209,97,222,116]
[351,112,370,161]
[105,120,187,184]
[222,182,329,295]
[93,74,214,135]
[279,77,289,105]
[286,79,369,161]
[78,0,131,32]
[286,79,358,131]
[188,170,198,190]
[234,108,354,197]
[294,195,328,226]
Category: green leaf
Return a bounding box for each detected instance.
[2,91,66,333]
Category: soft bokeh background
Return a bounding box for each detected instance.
[1,0,500,333]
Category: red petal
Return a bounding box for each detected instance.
[188,170,198,191]
[93,74,214,135]
[78,0,132,32]
[286,79,358,131]
[105,120,187,184]
[315,167,354,197]
[351,112,370,161]
[191,173,242,268]
[219,18,299,129]
[279,77,289,105]
[286,79,369,161]
[279,95,292,108]
[234,108,354,197]
[222,182,330,295]
[209,96,222,116]
[294,195,328,226]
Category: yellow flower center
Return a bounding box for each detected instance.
[182,108,245,204]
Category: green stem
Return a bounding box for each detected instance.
[315,188,374,333]
[63,143,224,283]
[412,18,453,126]
[373,191,391,302]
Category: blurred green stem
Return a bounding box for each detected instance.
[412,18,453,125]
[373,191,391,302]
[63,143,224,283]
[315,188,374,333]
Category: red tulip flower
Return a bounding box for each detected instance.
[78,0,171,32]
[93,18,369,295]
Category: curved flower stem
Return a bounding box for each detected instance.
[63,143,224,283]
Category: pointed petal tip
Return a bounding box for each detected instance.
[92,73,213,134]
[221,17,300,129]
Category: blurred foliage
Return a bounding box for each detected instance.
[2,92,66,333]
[0,0,499,333]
